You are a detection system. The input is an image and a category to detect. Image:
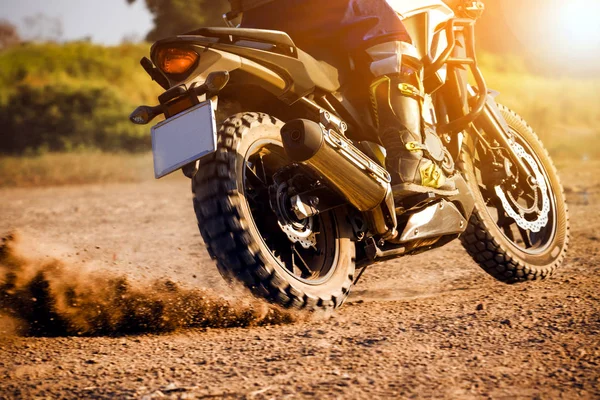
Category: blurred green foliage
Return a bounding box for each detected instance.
[479,52,600,135]
[0,42,162,154]
[1,84,149,153]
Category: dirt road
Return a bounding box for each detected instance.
[0,160,599,399]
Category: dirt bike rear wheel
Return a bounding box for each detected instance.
[192,112,355,311]
[461,104,569,282]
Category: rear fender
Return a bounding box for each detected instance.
[150,35,334,105]
[151,39,288,100]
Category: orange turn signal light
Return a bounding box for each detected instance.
[156,47,199,75]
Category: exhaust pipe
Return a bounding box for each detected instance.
[281,119,390,212]
[281,119,397,236]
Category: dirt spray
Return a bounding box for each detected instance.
[0,232,299,337]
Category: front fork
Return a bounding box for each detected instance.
[473,95,533,182]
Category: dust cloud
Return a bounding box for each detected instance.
[0,232,298,337]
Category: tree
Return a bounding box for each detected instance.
[0,20,20,50]
[126,0,230,41]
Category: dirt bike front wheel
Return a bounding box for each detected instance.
[192,112,355,311]
[461,104,570,282]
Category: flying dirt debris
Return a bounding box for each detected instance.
[0,233,298,337]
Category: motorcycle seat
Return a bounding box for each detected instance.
[193,27,340,92]
[297,49,341,93]
[188,27,341,94]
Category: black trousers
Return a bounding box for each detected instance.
[240,0,410,66]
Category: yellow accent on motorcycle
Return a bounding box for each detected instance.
[156,48,199,75]
[369,76,391,128]
[405,141,424,152]
[420,163,446,189]
[397,83,422,99]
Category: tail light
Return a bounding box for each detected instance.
[156,47,199,76]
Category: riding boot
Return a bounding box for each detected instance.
[366,42,456,198]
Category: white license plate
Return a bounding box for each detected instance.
[151,101,217,178]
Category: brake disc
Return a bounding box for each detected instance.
[278,219,317,250]
[494,141,550,233]
[270,178,317,250]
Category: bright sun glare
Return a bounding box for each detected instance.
[555,1,600,52]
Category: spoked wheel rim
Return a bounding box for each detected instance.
[472,129,559,255]
[242,139,340,285]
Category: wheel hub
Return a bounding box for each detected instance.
[494,141,550,233]
[270,179,317,250]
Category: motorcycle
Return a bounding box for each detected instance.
[130,0,569,311]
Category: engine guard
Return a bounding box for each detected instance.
[392,173,475,244]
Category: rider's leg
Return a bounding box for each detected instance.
[366,41,456,196]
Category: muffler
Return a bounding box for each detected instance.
[281,119,397,236]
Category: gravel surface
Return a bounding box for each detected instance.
[0,161,598,399]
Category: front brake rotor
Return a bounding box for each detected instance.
[494,141,550,233]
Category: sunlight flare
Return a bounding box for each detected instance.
[555,0,600,53]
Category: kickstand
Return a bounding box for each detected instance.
[353,266,369,285]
